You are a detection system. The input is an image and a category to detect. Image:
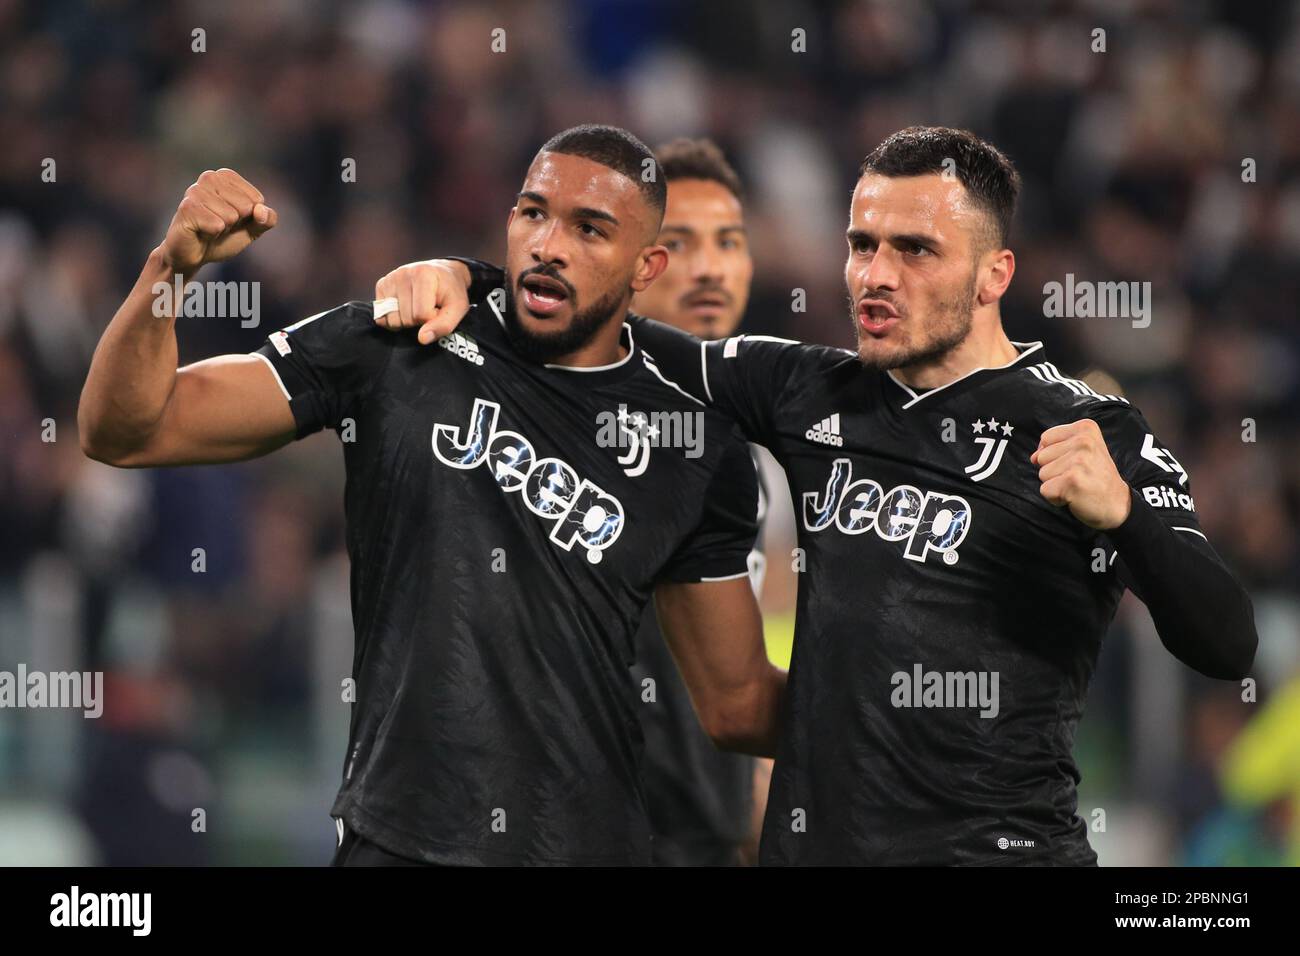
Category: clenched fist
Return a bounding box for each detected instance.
[159,168,277,275]
[1031,418,1132,530]
[373,259,473,345]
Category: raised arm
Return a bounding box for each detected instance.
[654,576,787,758]
[1033,411,1258,680]
[78,168,295,467]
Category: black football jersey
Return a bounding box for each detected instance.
[629,317,1209,865]
[252,289,758,865]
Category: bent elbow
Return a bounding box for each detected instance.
[77,403,159,468]
[1225,590,1260,681]
[701,704,750,754]
[78,420,115,465]
[76,400,100,459]
[77,398,119,464]
[703,701,777,757]
[1200,605,1258,682]
[78,424,148,468]
[1227,627,1259,682]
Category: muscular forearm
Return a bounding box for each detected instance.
[1109,489,1258,680]
[79,247,191,460]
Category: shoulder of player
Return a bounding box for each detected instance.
[631,344,720,415]
[718,336,861,419]
[278,299,375,335]
[271,301,439,372]
[715,332,855,369]
[288,297,498,331]
[1012,352,1135,422]
[628,314,852,367]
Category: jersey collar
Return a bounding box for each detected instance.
[485,286,640,385]
[885,341,1044,409]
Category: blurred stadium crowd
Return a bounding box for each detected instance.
[1,0,1297,865]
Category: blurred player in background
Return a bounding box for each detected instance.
[76,125,784,866]
[377,137,774,866]
[629,139,771,866]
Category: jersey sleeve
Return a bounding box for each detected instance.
[251,300,393,439]
[1085,401,1257,678]
[441,256,505,302]
[1084,401,1201,535]
[632,317,816,447]
[657,430,760,583]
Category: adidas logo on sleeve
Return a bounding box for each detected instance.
[806,413,844,447]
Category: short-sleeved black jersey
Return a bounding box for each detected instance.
[252,288,757,866]
[630,317,1210,865]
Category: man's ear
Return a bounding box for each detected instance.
[506,206,517,229]
[630,244,669,293]
[977,248,1015,306]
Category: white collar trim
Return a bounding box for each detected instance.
[487,288,636,372]
[886,341,1044,409]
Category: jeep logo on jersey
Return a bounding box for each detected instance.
[432,398,624,564]
[803,458,971,564]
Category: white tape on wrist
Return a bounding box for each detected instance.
[373,297,399,320]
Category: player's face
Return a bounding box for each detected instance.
[505,152,665,360]
[631,179,752,341]
[845,173,985,370]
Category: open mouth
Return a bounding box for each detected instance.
[520,273,571,317]
[858,299,900,334]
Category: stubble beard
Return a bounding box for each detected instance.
[851,268,978,373]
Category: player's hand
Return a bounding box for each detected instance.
[1031,419,1132,530]
[159,169,277,275]
[373,260,473,345]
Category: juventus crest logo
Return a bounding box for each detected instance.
[614,408,653,477]
[965,416,1015,482]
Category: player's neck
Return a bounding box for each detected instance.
[891,318,1019,391]
[546,312,630,368]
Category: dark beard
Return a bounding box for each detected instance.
[850,269,977,371]
[501,280,626,364]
